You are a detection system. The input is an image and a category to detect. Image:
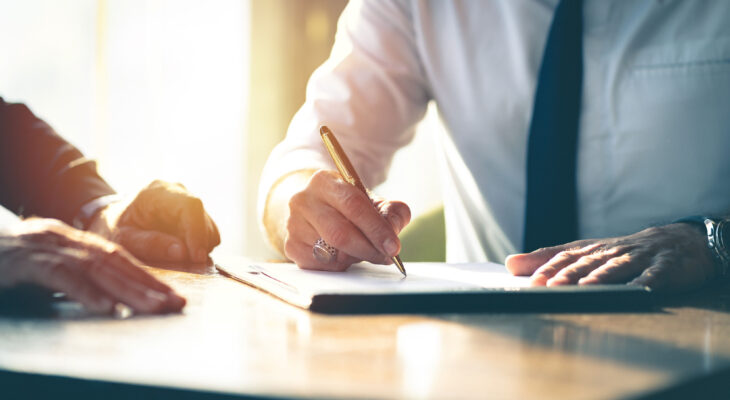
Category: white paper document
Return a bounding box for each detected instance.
[217,258,531,296]
[215,257,650,313]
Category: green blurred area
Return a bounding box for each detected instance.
[398,205,446,262]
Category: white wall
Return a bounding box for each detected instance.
[0,0,250,256]
[0,0,442,256]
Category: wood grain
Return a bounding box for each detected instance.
[1,263,730,399]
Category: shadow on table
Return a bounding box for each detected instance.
[434,306,730,398]
[0,369,276,400]
[0,285,58,317]
[655,280,730,314]
[440,311,726,372]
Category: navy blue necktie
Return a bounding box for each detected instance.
[523,0,583,252]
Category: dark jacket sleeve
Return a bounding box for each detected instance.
[0,97,116,224]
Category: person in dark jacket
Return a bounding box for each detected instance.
[0,98,220,314]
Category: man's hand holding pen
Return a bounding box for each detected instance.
[283,169,411,271]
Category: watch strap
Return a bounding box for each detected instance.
[674,216,730,278]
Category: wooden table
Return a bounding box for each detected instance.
[1,260,730,399]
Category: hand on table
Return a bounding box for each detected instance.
[91,180,220,264]
[283,170,410,271]
[505,223,716,293]
[0,218,185,314]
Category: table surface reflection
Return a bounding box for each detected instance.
[1,260,730,399]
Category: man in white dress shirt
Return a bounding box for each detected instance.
[259,0,730,292]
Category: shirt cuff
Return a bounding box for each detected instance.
[72,194,122,230]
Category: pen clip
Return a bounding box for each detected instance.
[321,136,355,184]
[319,126,369,193]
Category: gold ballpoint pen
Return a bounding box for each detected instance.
[319,125,407,277]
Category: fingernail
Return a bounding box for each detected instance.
[547,277,566,287]
[167,292,186,310]
[383,238,399,257]
[388,214,402,231]
[145,290,167,307]
[168,243,184,260]
[530,276,547,287]
[196,249,207,263]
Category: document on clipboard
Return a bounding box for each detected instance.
[215,256,652,314]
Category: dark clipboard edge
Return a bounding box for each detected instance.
[215,264,655,314]
[309,287,654,314]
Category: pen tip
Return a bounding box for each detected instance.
[393,256,406,277]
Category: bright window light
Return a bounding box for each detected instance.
[0,0,250,256]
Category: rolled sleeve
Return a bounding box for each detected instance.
[257,0,431,231]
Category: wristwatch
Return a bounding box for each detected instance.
[675,216,730,278]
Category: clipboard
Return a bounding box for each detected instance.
[215,256,653,314]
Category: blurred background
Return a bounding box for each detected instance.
[0,0,443,260]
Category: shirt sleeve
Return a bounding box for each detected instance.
[257,0,431,224]
[0,97,116,225]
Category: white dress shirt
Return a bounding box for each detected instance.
[259,0,730,263]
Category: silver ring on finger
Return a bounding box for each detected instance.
[313,238,338,264]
